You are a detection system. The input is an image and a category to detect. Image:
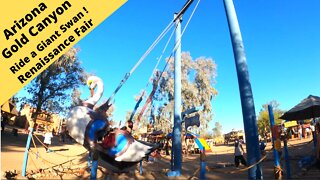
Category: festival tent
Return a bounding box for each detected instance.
[280,95,320,120]
[280,95,320,169]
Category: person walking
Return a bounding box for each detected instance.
[234,138,247,167]
[298,125,303,140]
[44,126,54,153]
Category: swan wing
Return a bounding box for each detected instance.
[115,139,158,162]
[66,106,92,144]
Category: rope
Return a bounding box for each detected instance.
[31,135,37,150]
[274,165,283,179]
[31,135,40,159]
[27,135,89,177]
[29,149,59,166]
[200,155,268,176]
[29,151,39,170]
[28,148,86,175]
[213,148,234,153]
[31,135,39,156]
[33,134,88,157]
[53,150,88,158]
[42,158,81,171]
[228,155,267,174]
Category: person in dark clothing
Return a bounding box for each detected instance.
[259,139,266,155]
[234,138,247,167]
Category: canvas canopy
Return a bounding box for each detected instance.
[280,95,320,121]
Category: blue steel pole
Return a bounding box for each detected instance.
[171,147,174,170]
[167,13,182,177]
[88,151,92,168]
[268,105,281,170]
[312,118,317,148]
[223,0,262,178]
[89,149,99,179]
[283,139,291,179]
[90,161,98,179]
[140,160,143,175]
[200,147,206,180]
[90,153,98,180]
[22,127,34,177]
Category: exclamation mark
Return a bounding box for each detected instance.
[83,7,88,13]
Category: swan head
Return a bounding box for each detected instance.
[83,76,104,108]
[86,76,103,97]
[87,76,99,90]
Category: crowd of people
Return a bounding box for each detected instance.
[259,121,320,167]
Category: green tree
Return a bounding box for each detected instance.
[257,100,284,136]
[212,121,223,138]
[21,48,87,118]
[153,52,218,135]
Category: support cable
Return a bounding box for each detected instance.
[129,24,177,121]
[134,0,201,126]
[100,0,200,112]
[100,21,175,111]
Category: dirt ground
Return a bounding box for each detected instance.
[1,125,319,179]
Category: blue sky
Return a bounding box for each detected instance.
[18,0,320,133]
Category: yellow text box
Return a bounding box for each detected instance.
[0,0,127,105]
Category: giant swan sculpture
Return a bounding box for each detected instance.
[67,76,158,172]
[67,76,104,144]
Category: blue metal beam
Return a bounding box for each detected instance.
[167,13,182,177]
[268,105,281,167]
[223,0,262,178]
[283,139,291,179]
[22,128,34,177]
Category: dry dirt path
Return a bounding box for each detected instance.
[1,126,319,179]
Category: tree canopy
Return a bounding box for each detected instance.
[20,48,87,118]
[257,100,284,136]
[132,52,218,134]
[212,121,223,138]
